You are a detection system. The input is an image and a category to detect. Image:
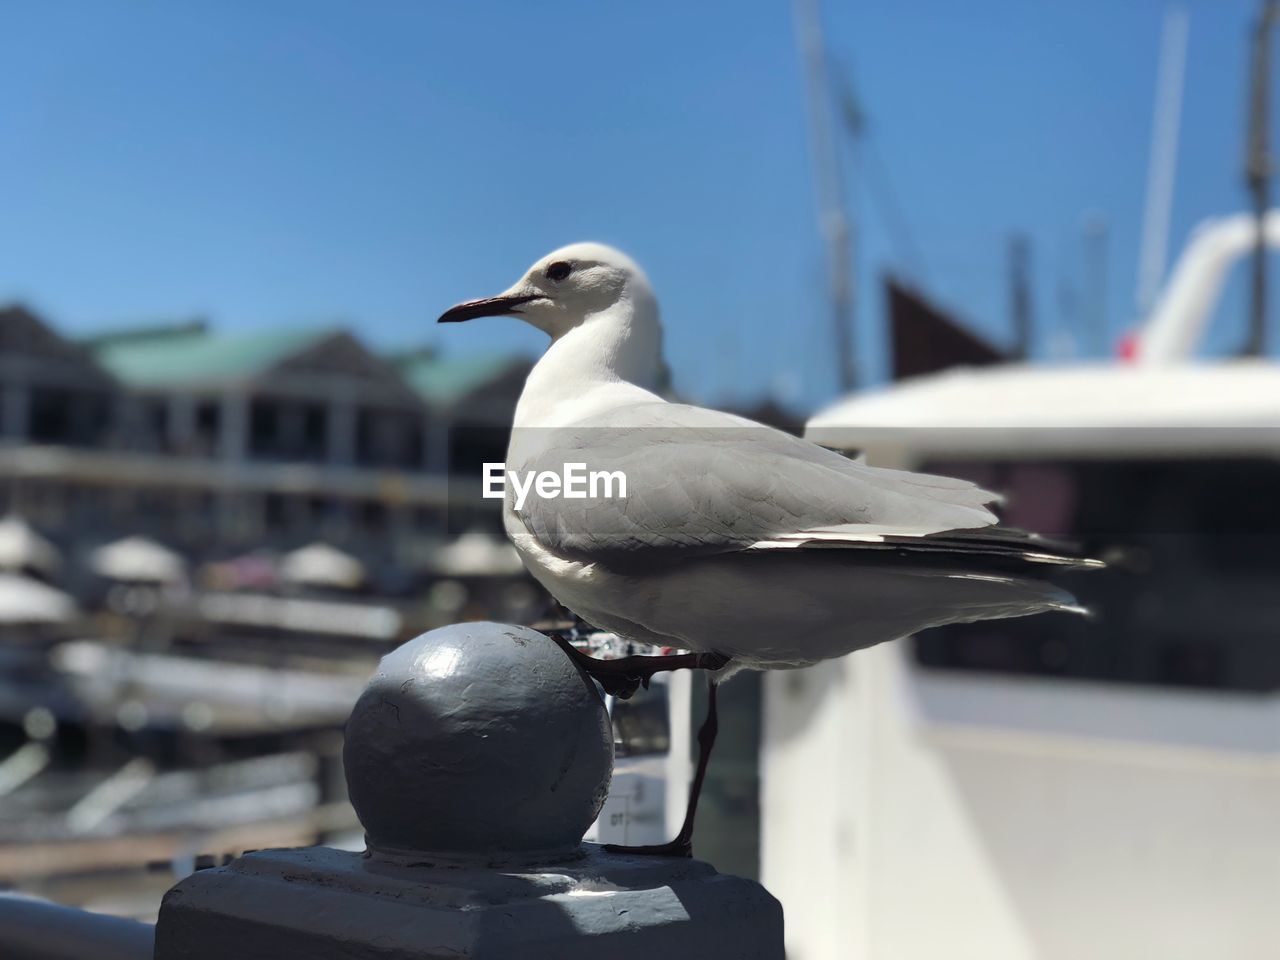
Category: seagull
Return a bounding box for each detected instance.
[439,242,1099,857]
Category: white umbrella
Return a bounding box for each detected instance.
[90,535,186,583]
[0,516,60,575]
[434,533,524,577]
[0,573,76,624]
[280,543,365,589]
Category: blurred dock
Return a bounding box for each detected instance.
[0,310,547,917]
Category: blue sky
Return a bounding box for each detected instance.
[0,1,1267,410]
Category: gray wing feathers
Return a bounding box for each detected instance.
[510,402,1000,563]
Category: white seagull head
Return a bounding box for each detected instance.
[438,242,658,342]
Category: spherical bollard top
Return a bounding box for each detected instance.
[343,622,612,861]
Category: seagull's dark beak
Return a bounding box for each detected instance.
[437,293,543,324]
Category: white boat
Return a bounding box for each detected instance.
[763,213,1280,960]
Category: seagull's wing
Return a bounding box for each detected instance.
[508,402,1070,569]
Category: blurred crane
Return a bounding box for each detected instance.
[1135,7,1190,324]
[794,0,857,393]
[1245,0,1279,355]
[794,0,928,392]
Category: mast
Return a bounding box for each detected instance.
[1245,0,1279,356]
[1083,213,1110,357]
[794,0,857,393]
[1135,7,1190,321]
[1008,235,1033,360]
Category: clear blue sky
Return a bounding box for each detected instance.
[0,1,1267,410]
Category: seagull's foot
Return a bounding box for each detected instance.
[602,837,693,859]
[594,673,644,699]
[555,639,643,699]
[547,633,731,701]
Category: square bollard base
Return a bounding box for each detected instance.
[154,843,784,959]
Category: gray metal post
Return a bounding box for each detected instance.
[326,397,356,466]
[218,391,247,462]
[2,380,29,441]
[168,393,197,454]
[154,622,784,959]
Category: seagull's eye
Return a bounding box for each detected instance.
[545,261,573,283]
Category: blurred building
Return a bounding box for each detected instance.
[0,306,542,919]
[0,306,531,575]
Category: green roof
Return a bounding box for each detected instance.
[392,349,529,406]
[88,326,334,386]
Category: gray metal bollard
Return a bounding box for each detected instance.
[153,622,783,959]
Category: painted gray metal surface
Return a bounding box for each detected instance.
[155,621,784,958]
[0,892,153,960]
[155,844,783,959]
[343,621,613,858]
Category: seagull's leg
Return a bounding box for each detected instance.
[604,676,720,859]
[546,633,729,854]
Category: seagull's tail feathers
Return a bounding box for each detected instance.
[751,523,1105,577]
[941,571,1092,621]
